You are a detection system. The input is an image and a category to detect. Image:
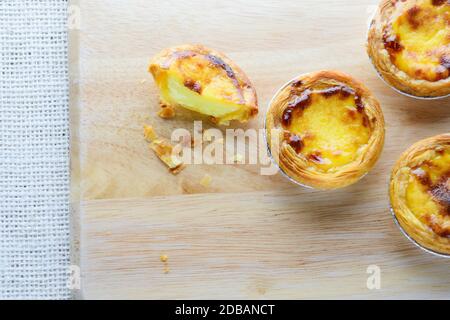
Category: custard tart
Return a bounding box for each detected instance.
[265,71,385,190]
[367,0,450,98]
[390,134,450,256]
[149,44,258,125]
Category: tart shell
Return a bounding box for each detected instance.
[389,134,450,256]
[265,70,385,190]
[149,44,258,125]
[367,0,450,98]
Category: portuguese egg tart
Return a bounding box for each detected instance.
[367,0,450,98]
[149,44,258,125]
[390,134,450,256]
[265,71,385,190]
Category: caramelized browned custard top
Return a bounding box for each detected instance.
[406,148,450,237]
[382,0,450,81]
[149,44,258,125]
[280,84,373,172]
[162,50,247,103]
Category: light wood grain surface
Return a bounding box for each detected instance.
[70,0,450,299]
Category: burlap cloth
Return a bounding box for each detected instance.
[0,0,70,299]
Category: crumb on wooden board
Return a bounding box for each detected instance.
[160,254,170,274]
[158,104,176,119]
[144,125,185,175]
[143,124,157,142]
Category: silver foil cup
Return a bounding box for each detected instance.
[263,74,369,190]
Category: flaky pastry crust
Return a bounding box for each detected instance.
[266,70,385,190]
[367,0,450,98]
[390,134,450,256]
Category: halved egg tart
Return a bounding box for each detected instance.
[390,134,450,256]
[265,71,385,190]
[367,0,450,98]
[149,44,258,125]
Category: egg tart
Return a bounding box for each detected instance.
[367,0,450,98]
[149,44,258,125]
[265,71,385,190]
[390,134,450,256]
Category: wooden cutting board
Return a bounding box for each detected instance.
[70,0,450,299]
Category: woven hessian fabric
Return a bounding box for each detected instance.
[0,0,70,299]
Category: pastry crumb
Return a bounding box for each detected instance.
[160,255,170,274]
[200,174,212,187]
[158,104,176,119]
[144,126,185,175]
[140,79,147,84]
[150,139,185,175]
[143,124,157,142]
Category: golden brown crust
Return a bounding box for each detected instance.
[367,0,450,98]
[149,44,258,122]
[390,134,450,256]
[266,70,385,190]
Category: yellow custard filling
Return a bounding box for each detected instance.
[282,88,371,172]
[387,0,450,81]
[149,47,257,125]
[406,149,450,237]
